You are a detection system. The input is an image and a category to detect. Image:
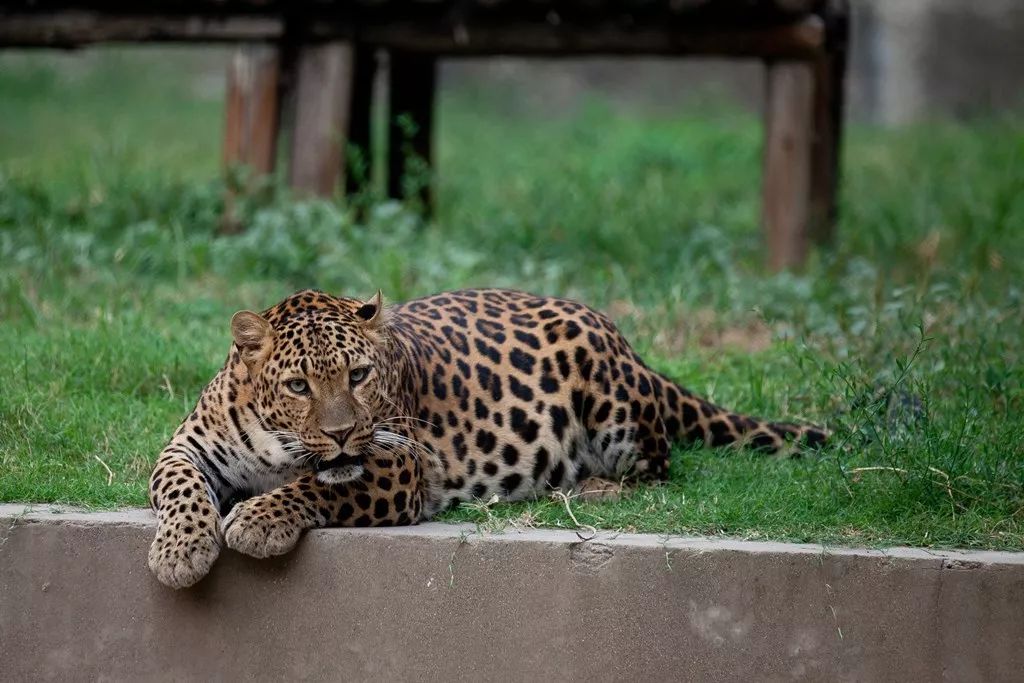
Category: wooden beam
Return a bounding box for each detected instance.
[387,51,436,210]
[762,60,814,271]
[321,16,827,58]
[1,13,825,59]
[288,41,355,197]
[0,13,283,47]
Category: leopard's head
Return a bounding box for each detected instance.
[230,289,391,485]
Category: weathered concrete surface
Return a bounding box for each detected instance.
[1,505,1022,682]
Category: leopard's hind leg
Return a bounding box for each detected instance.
[581,367,673,483]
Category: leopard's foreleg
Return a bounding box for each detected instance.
[147,450,224,589]
[223,443,425,558]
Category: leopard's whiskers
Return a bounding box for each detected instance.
[372,428,436,465]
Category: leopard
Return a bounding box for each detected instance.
[148,288,826,588]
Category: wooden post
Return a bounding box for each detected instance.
[223,45,281,176]
[808,0,849,245]
[345,45,377,196]
[387,51,437,210]
[807,54,843,245]
[762,60,815,271]
[222,45,282,233]
[288,41,355,197]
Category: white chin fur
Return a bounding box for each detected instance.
[316,465,364,486]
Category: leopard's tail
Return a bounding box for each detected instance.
[656,375,827,455]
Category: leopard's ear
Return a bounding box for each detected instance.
[231,310,274,372]
[355,290,384,327]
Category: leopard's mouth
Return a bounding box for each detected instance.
[312,452,364,473]
[313,454,366,485]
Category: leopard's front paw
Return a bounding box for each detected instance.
[222,496,309,559]
[148,522,222,589]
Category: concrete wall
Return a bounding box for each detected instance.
[2,505,1023,681]
[860,0,1024,124]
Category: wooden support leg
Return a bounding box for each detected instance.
[808,54,842,246]
[222,45,282,233]
[288,41,355,197]
[387,51,437,210]
[223,45,281,174]
[809,0,850,246]
[345,45,377,196]
[762,60,814,271]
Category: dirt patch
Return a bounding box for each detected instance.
[607,300,773,355]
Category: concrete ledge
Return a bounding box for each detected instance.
[2,505,1022,681]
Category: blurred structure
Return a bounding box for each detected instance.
[854,0,1024,124]
[445,0,1024,123]
[0,0,851,271]
[2,0,1018,268]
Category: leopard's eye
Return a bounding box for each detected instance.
[286,378,310,396]
[349,367,369,386]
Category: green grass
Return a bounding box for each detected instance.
[1,48,1022,550]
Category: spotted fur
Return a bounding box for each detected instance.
[148,288,826,588]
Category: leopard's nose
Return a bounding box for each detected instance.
[322,427,354,447]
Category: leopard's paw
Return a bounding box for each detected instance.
[222,496,307,559]
[148,522,221,589]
